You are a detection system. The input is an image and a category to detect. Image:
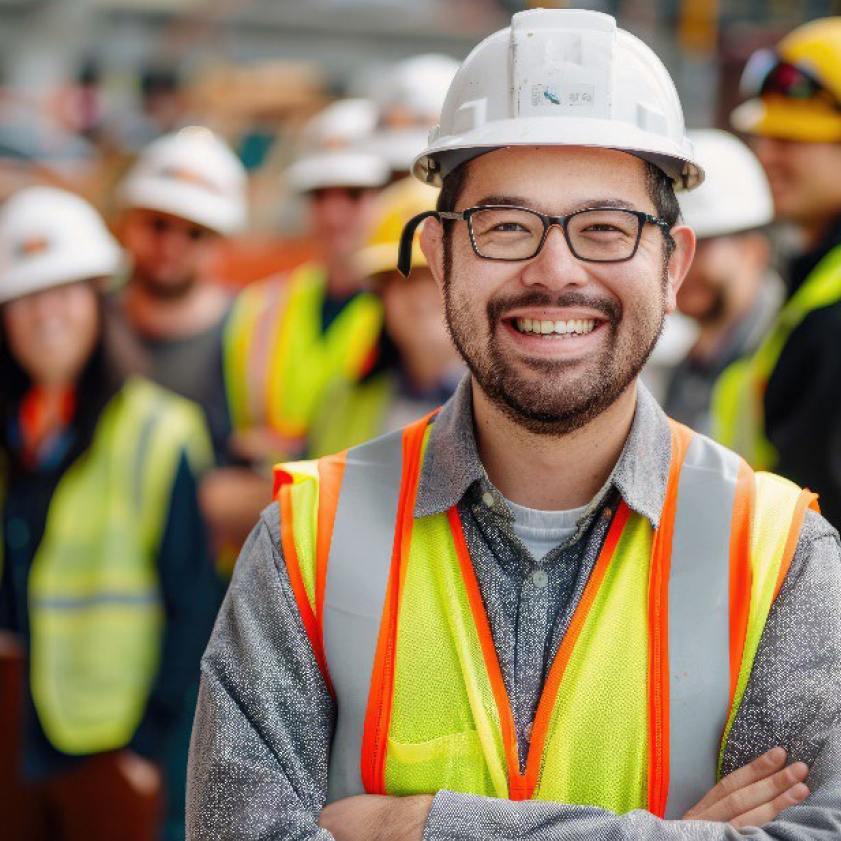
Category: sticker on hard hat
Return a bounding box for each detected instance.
[530,83,595,110]
[158,166,220,194]
[14,236,50,260]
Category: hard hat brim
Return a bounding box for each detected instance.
[117,178,246,236]
[0,257,123,305]
[413,116,703,191]
[730,96,841,142]
[364,129,433,172]
[287,152,390,194]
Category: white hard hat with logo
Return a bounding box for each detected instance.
[117,126,248,235]
[287,98,390,193]
[366,54,460,172]
[0,186,124,304]
[678,130,773,239]
[413,9,703,190]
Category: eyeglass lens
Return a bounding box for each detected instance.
[469,208,642,262]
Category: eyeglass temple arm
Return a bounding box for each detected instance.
[397,211,441,278]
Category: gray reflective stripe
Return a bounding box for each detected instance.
[323,429,405,803]
[664,433,741,819]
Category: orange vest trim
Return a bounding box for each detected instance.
[360,414,433,794]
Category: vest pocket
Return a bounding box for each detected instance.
[385,729,492,795]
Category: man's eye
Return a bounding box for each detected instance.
[492,222,529,232]
[584,224,621,233]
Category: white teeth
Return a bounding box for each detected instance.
[515,317,597,336]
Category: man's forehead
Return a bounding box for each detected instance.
[459,145,652,210]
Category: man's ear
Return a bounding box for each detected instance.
[664,224,695,314]
[419,216,445,293]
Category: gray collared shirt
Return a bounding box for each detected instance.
[187,377,841,841]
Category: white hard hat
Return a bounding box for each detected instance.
[366,54,460,171]
[413,9,703,190]
[0,186,124,305]
[678,129,773,239]
[287,98,390,193]
[117,126,248,235]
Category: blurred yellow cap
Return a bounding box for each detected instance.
[732,17,841,142]
[355,177,439,280]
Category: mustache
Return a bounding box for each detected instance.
[487,290,621,325]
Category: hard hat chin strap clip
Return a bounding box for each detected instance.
[397,211,440,277]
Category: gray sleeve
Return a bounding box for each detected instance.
[423,510,841,841]
[186,504,337,841]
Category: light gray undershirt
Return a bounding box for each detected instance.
[503,497,589,562]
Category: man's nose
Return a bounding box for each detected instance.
[521,224,589,289]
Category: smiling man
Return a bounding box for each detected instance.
[187,10,841,841]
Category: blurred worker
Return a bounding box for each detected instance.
[115,125,246,463]
[189,10,840,840]
[225,99,389,464]
[365,54,459,180]
[0,187,218,841]
[716,17,841,526]
[114,126,269,570]
[664,130,779,434]
[309,177,463,453]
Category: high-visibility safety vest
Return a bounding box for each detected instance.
[0,378,211,755]
[224,263,383,445]
[712,244,841,469]
[307,373,394,459]
[274,414,817,819]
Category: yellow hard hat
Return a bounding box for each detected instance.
[355,177,439,279]
[732,18,841,142]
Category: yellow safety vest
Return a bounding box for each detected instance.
[307,373,394,458]
[274,414,816,818]
[224,263,383,449]
[712,244,841,469]
[0,378,211,755]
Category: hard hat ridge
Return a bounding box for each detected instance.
[413,8,703,191]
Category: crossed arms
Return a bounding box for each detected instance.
[186,509,841,841]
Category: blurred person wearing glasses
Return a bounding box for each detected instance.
[224,99,389,466]
[664,130,781,434]
[715,18,841,527]
[0,187,217,841]
[189,11,840,841]
[308,177,464,454]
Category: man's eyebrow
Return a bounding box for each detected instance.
[474,195,531,208]
[471,195,642,212]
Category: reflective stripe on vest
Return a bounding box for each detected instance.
[224,263,383,444]
[275,415,816,814]
[711,243,841,469]
[663,433,738,818]
[1,378,211,754]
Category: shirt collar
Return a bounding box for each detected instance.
[415,374,671,530]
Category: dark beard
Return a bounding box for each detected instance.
[444,280,666,436]
[137,272,197,302]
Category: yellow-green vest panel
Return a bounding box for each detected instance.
[0,378,210,755]
[712,243,841,469]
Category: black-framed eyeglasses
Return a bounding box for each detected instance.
[397,205,672,276]
[741,48,841,110]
